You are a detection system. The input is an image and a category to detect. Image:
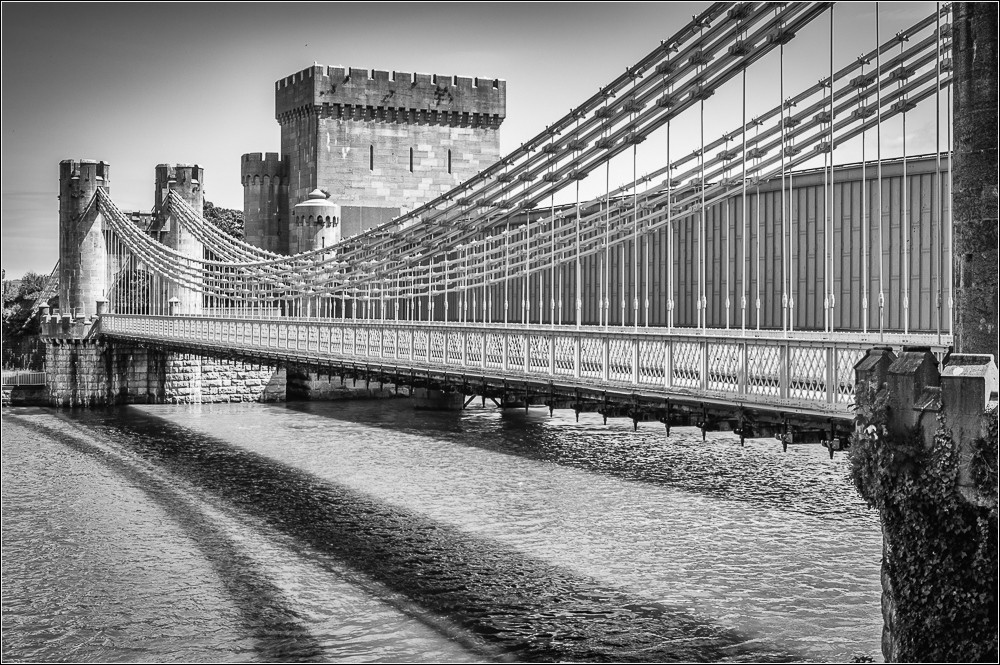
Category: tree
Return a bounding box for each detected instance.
[3,270,53,345]
[203,200,244,240]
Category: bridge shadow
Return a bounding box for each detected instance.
[281,399,866,520]
[55,406,801,663]
[12,412,327,663]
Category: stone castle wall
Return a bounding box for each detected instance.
[244,64,505,253]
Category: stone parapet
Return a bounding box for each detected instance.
[276,65,506,128]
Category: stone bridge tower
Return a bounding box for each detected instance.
[58,159,110,319]
[243,65,505,254]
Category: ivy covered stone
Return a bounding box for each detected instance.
[849,380,998,663]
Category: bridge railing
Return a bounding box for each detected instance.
[101,314,952,417]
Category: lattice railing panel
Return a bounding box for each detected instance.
[447,331,464,366]
[608,338,632,383]
[790,347,826,401]
[430,331,445,363]
[354,327,368,357]
[554,337,575,376]
[485,333,503,369]
[580,338,604,379]
[637,340,665,385]
[672,341,701,389]
[342,326,356,356]
[708,343,740,393]
[746,345,780,396]
[467,332,484,366]
[413,330,428,361]
[529,336,549,372]
[398,328,412,360]
[507,334,525,371]
[383,328,397,358]
[837,348,864,405]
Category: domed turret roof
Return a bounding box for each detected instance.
[294,189,337,214]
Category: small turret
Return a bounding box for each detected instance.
[292,189,340,252]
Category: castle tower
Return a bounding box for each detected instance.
[243,65,505,254]
[241,152,288,253]
[59,159,110,318]
[153,164,204,314]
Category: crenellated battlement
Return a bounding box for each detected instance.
[59,159,110,195]
[241,152,287,184]
[154,163,203,215]
[275,64,506,128]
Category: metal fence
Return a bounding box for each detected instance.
[1,370,47,386]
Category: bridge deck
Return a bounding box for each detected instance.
[100,314,950,430]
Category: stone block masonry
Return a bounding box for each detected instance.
[43,330,285,407]
[245,64,505,253]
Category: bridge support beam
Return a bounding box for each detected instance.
[411,387,465,411]
[285,367,408,400]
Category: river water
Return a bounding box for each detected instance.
[2,400,883,662]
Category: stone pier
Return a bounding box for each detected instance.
[41,317,285,407]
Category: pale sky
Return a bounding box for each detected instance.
[2,2,940,277]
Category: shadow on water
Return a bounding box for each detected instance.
[281,399,865,520]
[11,413,326,663]
[48,406,802,663]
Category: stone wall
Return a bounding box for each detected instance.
[45,339,285,407]
[244,63,505,253]
[162,353,286,404]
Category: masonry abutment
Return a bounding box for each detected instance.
[59,159,110,319]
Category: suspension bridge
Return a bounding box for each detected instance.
[45,2,974,444]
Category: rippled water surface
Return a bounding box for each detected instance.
[3,400,883,662]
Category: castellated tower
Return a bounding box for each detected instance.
[151,164,204,314]
[243,64,505,254]
[59,159,110,318]
[241,152,288,254]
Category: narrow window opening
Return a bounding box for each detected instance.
[447,149,452,174]
[369,145,374,171]
[409,147,414,173]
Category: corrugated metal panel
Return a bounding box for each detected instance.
[435,155,950,334]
